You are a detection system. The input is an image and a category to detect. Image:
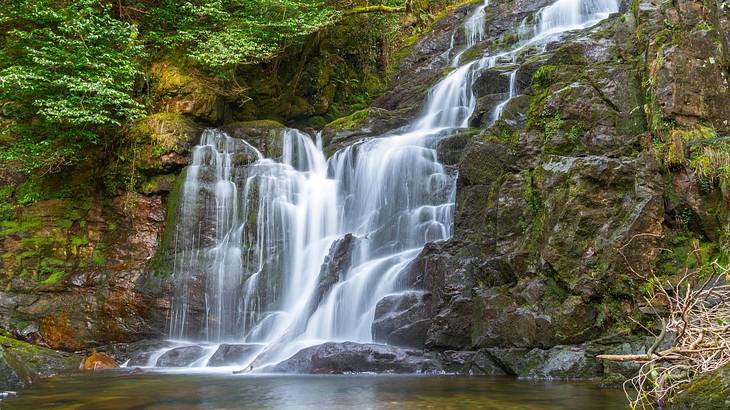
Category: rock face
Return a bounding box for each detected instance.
[0,192,172,351]
[268,342,441,374]
[383,1,729,370]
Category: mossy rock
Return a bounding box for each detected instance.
[325,109,370,130]
[151,62,224,123]
[221,120,286,158]
[669,364,730,409]
[0,330,80,391]
[129,113,201,174]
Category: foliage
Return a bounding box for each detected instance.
[143,0,339,72]
[0,0,145,172]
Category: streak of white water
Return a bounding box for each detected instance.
[488,0,618,122]
[163,0,619,369]
[492,69,518,122]
[451,1,489,67]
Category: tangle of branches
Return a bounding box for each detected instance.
[598,261,730,409]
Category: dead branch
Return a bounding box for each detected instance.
[596,261,730,409]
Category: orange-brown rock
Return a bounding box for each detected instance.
[81,351,118,371]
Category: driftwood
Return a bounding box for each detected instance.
[597,261,730,409]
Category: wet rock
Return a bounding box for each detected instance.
[372,291,431,348]
[156,345,206,367]
[221,120,286,158]
[81,352,118,371]
[473,67,515,97]
[208,344,260,367]
[313,234,359,309]
[438,350,506,375]
[323,108,413,150]
[486,346,602,380]
[268,342,441,374]
[103,340,175,366]
[436,129,479,166]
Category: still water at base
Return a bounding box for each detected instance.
[2,373,627,409]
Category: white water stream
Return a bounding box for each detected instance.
[152,0,619,370]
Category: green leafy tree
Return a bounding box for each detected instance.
[144,0,338,71]
[0,0,144,173]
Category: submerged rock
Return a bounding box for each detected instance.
[268,342,441,374]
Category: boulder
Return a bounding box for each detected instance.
[486,345,602,379]
[81,352,118,371]
[268,342,441,374]
[155,346,206,367]
[669,364,730,409]
[438,350,506,375]
[207,344,260,367]
[372,291,431,348]
[104,340,175,366]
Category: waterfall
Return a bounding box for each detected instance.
[161,0,619,369]
[451,0,489,67]
[487,0,618,122]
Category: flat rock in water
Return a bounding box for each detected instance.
[268,342,441,374]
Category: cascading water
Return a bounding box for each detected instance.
[156,0,619,370]
[451,0,489,67]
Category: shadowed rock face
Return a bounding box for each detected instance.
[267,342,442,374]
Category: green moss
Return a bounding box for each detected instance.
[235,119,285,129]
[670,364,730,409]
[326,108,370,130]
[532,65,558,92]
[91,249,106,267]
[40,271,65,285]
[70,234,88,247]
[149,169,186,276]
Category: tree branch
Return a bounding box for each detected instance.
[343,5,407,15]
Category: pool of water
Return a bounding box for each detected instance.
[2,371,628,409]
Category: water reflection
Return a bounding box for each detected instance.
[2,373,628,410]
